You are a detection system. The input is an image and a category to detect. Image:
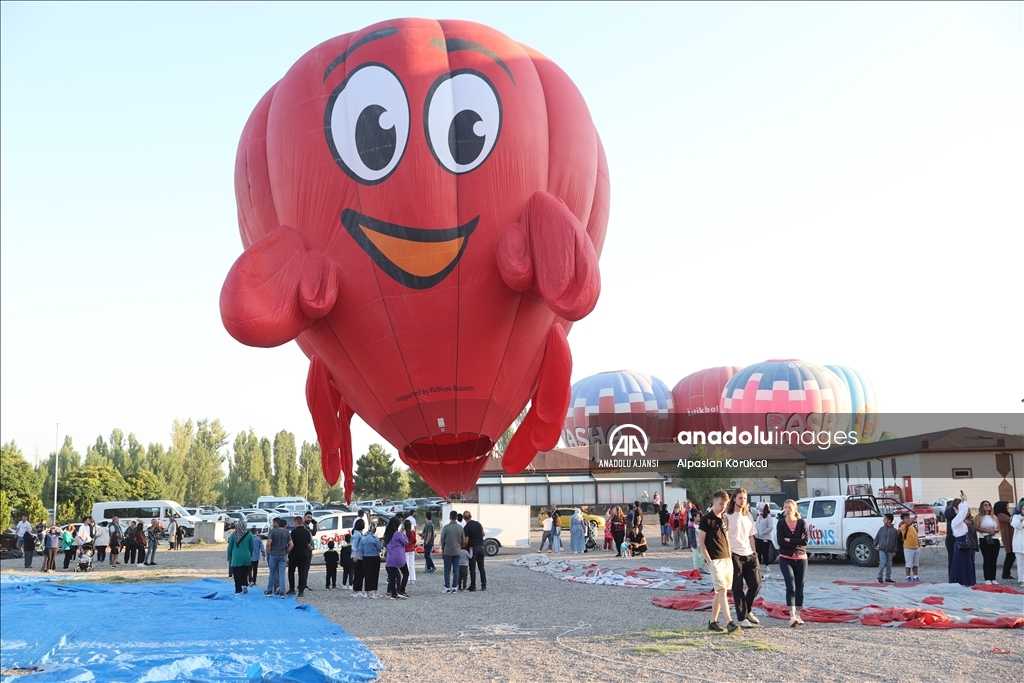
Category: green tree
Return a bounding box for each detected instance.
[183,418,227,505]
[1,442,48,524]
[109,428,128,474]
[126,469,164,500]
[405,468,436,498]
[84,435,111,467]
[155,419,191,503]
[259,437,273,495]
[0,490,11,530]
[299,440,331,502]
[353,444,403,499]
[272,431,299,496]
[226,429,269,507]
[37,436,81,504]
[126,433,147,476]
[675,446,739,510]
[57,465,131,521]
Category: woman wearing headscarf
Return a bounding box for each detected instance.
[755,503,774,571]
[385,522,409,599]
[226,519,255,594]
[570,508,586,554]
[949,497,976,586]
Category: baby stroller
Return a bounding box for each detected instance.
[75,543,95,572]
[585,523,598,552]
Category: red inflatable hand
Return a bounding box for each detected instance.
[502,325,572,474]
[220,226,340,347]
[495,191,601,321]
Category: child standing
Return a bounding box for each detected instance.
[874,513,898,583]
[459,546,471,591]
[250,533,266,587]
[324,541,340,589]
[604,521,614,551]
[899,513,920,582]
[340,534,354,588]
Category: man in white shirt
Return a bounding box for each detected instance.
[15,516,32,549]
[724,489,762,628]
[75,517,95,547]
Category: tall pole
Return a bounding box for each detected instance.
[52,422,59,526]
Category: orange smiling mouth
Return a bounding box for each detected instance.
[341,209,479,289]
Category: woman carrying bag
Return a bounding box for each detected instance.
[227,520,255,594]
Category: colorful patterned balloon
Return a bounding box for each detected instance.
[563,371,674,447]
[825,365,881,442]
[720,360,851,435]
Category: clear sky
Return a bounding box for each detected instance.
[2,2,1021,466]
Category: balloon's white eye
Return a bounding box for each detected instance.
[325,64,409,184]
[424,70,501,174]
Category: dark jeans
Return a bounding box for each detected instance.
[95,546,107,563]
[362,557,381,592]
[945,534,955,574]
[125,545,137,565]
[423,543,435,571]
[249,560,260,585]
[754,538,771,565]
[342,563,353,586]
[443,554,460,589]
[1003,548,1017,580]
[731,552,762,622]
[979,538,1000,581]
[233,566,249,593]
[779,556,807,608]
[353,558,365,591]
[326,564,337,588]
[612,530,625,556]
[386,565,409,596]
[63,548,76,569]
[289,554,311,592]
[539,529,551,551]
[23,548,34,568]
[469,545,486,589]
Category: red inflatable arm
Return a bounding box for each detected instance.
[306,356,355,502]
[502,325,572,474]
[495,191,601,321]
[220,225,341,348]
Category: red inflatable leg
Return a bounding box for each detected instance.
[306,356,353,500]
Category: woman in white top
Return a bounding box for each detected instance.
[539,514,554,552]
[724,488,761,627]
[1010,500,1024,585]
[949,498,976,586]
[974,500,1000,584]
[93,522,110,564]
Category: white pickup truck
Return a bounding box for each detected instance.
[793,495,940,567]
[441,503,531,556]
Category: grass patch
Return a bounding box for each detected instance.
[614,628,783,655]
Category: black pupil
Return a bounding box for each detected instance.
[448,110,485,166]
[355,104,396,171]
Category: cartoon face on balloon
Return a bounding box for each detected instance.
[222,19,608,499]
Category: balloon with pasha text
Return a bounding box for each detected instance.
[563,371,675,448]
[719,360,851,436]
[220,19,608,500]
[672,366,741,435]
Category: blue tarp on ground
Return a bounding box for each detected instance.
[0,577,381,682]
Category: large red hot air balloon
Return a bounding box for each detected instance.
[671,366,741,435]
[221,19,608,500]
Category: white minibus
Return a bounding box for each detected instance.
[255,496,310,512]
[91,500,201,536]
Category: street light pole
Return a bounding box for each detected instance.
[52,422,59,526]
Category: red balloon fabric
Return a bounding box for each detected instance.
[221,19,608,499]
[671,366,741,435]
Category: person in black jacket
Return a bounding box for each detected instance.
[287,516,313,597]
[463,511,486,591]
[776,499,809,627]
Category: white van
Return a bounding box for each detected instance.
[255,496,310,512]
[91,500,201,537]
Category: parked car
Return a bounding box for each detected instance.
[244,511,274,537]
[226,506,243,512]
[223,511,245,530]
[932,498,951,521]
[537,508,605,531]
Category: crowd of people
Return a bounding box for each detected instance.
[943,495,1024,587]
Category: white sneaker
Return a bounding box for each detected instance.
[738,619,752,628]
[136,564,144,567]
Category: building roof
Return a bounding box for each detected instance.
[800,427,1022,466]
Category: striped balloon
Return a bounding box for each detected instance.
[825,365,881,442]
[563,370,675,447]
[720,360,851,435]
